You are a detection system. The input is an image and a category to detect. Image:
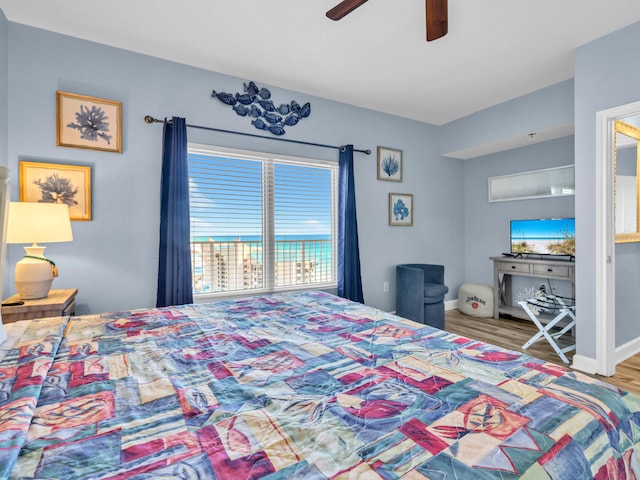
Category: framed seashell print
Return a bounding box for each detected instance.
[19,161,92,221]
[56,91,122,153]
[377,146,402,181]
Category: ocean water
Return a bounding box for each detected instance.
[192,234,330,242]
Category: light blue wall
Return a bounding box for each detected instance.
[3,23,465,315]
[440,80,574,155]
[462,136,575,292]
[6,14,640,360]
[616,242,640,346]
[614,117,640,345]
[0,10,7,168]
[444,82,578,322]
[575,21,640,356]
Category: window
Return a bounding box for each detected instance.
[188,144,337,296]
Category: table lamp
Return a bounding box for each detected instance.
[6,202,73,299]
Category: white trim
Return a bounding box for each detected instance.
[595,100,640,376]
[193,283,338,303]
[615,335,640,365]
[595,108,616,376]
[571,354,598,375]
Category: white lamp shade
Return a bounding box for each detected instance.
[6,202,73,244]
[6,202,73,300]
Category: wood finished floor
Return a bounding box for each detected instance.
[445,308,640,397]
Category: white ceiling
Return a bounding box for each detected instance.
[2,1,640,126]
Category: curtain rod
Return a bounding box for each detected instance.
[143,116,371,155]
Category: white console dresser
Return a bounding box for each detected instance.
[491,256,575,320]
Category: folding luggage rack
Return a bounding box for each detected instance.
[518,293,576,364]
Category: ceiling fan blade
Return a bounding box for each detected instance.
[326,0,369,21]
[426,0,448,41]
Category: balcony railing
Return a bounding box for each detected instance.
[190,239,333,294]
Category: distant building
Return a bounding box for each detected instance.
[191,239,329,294]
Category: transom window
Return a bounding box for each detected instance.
[188,144,337,297]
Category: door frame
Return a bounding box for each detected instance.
[595,100,640,376]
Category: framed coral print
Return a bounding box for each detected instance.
[20,161,92,221]
[389,193,413,226]
[56,91,122,153]
[377,146,402,182]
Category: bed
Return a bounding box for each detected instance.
[0,290,638,479]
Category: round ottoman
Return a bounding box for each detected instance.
[458,283,493,317]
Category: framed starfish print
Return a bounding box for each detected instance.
[20,161,92,221]
[56,91,122,153]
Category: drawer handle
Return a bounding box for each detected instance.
[547,268,553,272]
[511,265,516,269]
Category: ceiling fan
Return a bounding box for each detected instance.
[326,0,448,42]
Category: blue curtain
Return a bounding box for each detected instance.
[156,117,193,307]
[338,145,365,303]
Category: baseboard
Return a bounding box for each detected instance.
[571,354,598,375]
[572,336,640,377]
[615,336,640,365]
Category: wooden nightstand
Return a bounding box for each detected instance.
[1,288,78,323]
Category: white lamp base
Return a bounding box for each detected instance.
[15,245,54,300]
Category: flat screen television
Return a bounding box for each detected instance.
[510,218,575,256]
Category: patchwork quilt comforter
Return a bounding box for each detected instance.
[0,291,638,479]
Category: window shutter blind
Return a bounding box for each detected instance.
[189,153,264,292]
[273,159,335,287]
[188,146,337,295]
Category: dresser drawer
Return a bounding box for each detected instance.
[532,264,570,278]
[500,262,531,273]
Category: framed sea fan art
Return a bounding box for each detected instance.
[377,146,402,182]
[56,91,122,153]
[389,193,413,226]
[20,161,92,221]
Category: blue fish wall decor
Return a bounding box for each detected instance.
[211,81,311,136]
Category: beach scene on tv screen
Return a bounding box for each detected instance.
[511,218,575,255]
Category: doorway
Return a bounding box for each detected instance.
[594,100,640,376]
